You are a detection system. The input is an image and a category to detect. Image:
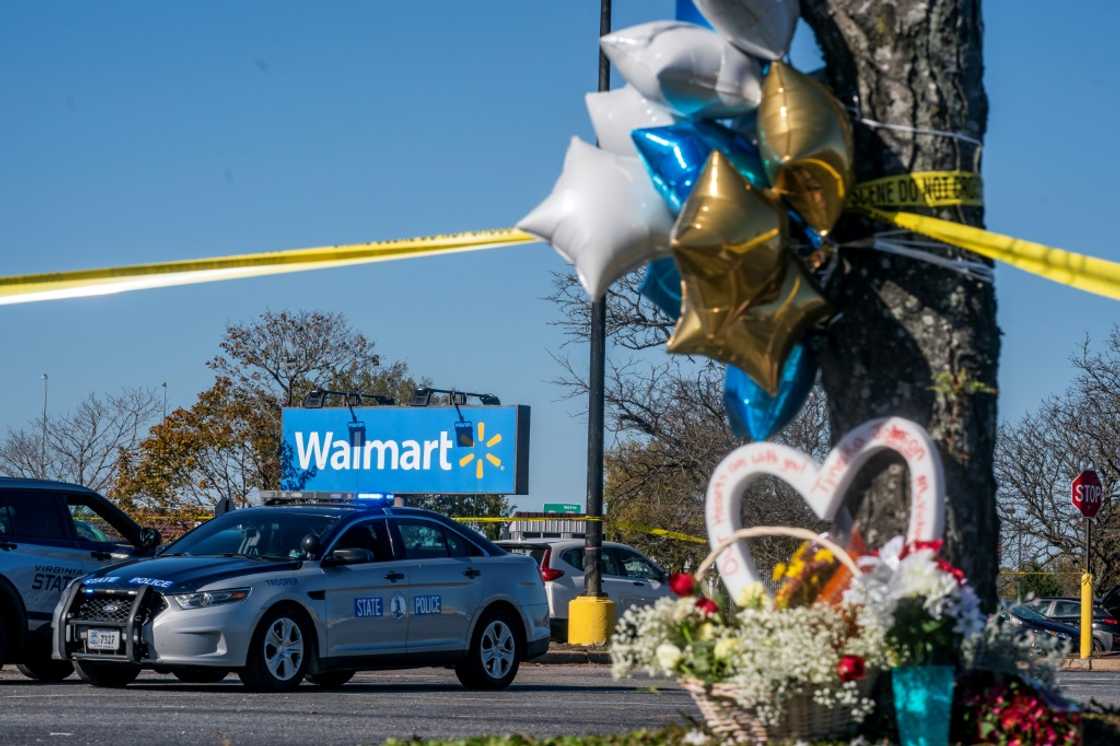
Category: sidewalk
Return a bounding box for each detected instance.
[1061,656,1120,671]
[534,643,610,665]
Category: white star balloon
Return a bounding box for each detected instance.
[599,21,762,119]
[585,85,674,158]
[518,137,674,299]
[693,0,800,61]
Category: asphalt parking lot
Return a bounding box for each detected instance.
[1,665,1115,745]
[0,663,696,745]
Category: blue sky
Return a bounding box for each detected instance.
[1,1,1117,511]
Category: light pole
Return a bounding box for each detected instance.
[162,382,168,421]
[40,373,48,479]
[568,0,616,647]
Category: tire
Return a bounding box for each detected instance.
[307,670,354,688]
[238,607,311,692]
[1093,637,1105,655]
[455,610,522,690]
[171,667,229,684]
[74,660,141,688]
[17,658,74,682]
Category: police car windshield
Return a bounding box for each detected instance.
[163,510,339,561]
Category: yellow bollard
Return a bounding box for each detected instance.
[1081,572,1094,659]
[567,595,616,646]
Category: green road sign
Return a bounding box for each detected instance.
[543,503,582,514]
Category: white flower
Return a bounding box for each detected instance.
[682,730,709,745]
[714,637,740,660]
[655,643,682,671]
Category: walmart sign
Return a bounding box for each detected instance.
[280,406,530,494]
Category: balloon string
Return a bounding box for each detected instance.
[840,234,994,282]
[853,115,983,149]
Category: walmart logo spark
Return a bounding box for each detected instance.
[458,422,503,479]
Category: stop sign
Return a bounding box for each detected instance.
[1072,470,1104,518]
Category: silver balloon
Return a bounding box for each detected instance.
[518,138,674,299]
[600,21,762,119]
[693,0,800,61]
[585,85,675,158]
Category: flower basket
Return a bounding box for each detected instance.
[686,526,871,743]
[681,677,873,743]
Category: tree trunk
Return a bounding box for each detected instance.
[800,1,1000,605]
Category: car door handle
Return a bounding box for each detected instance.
[464,568,481,579]
[90,551,112,561]
[631,581,645,587]
[384,571,405,582]
[0,541,15,551]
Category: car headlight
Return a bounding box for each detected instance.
[171,588,252,610]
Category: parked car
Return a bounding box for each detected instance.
[1025,597,1118,653]
[0,477,161,682]
[1003,603,1078,651]
[53,497,549,690]
[497,539,672,638]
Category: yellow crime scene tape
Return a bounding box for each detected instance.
[0,228,537,305]
[849,170,983,209]
[859,206,1120,301]
[1,171,1118,305]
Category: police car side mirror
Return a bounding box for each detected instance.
[322,548,375,567]
[140,527,162,550]
[300,533,321,559]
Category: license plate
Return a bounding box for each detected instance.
[87,628,120,651]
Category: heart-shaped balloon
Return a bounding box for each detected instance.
[640,256,684,320]
[631,121,769,214]
[705,417,946,601]
[518,137,674,299]
[724,342,816,441]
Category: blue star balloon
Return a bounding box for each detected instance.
[631,121,769,214]
[724,343,817,441]
[675,0,712,27]
[640,257,683,320]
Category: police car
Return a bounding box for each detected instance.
[52,496,550,691]
[0,477,161,682]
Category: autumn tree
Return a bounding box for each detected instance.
[0,388,160,494]
[995,328,1120,593]
[116,310,423,508]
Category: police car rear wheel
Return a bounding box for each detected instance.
[307,670,354,688]
[456,613,521,690]
[239,610,309,691]
[74,660,140,688]
[17,658,74,682]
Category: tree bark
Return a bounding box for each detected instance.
[800,1,1000,604]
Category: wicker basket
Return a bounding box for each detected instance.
[684,526,870,743]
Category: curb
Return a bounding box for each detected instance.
[1061,657,1120,672]
[532,645,610,665]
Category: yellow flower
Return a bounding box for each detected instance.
[813,548,834,563]
[699,623,716,641]
[771,562,787,582]
[787,559,806,578]
[736,582,766,608]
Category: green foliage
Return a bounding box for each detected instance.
[887,598,960,666]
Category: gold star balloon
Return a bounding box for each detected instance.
[758,61,854,236]
[667,150,831,395]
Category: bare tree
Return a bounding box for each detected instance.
[0,388,160,494]
[995,329,1120,592]
[549,270,831,575]
[801,0,999,604]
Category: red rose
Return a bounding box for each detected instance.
[836,655,866,682]
[695,597,719,616]
[669,572,697,597]
[899,539,944,559]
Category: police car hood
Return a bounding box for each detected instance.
[82,555,300,594]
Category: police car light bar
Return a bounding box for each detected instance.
[257,491,392,507]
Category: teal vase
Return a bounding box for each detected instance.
[892,665,955,746]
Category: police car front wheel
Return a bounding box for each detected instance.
[456,611,521,690]
[17,659,74,683]
[74,660,140,688]
[239,608,311,691]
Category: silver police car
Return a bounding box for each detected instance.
[52,497,549,691]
